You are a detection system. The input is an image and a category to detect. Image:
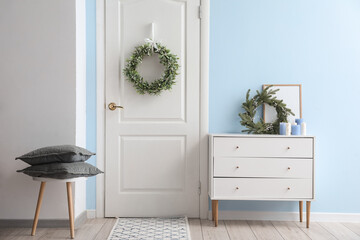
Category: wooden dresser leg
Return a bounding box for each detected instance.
[306,201,311,228]
[212,200,218,227]
[299,201,303,222]
[31,182,46,236]
[66,182,75,239]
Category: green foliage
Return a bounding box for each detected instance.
[123,43,179,95]
[239,86,294,134]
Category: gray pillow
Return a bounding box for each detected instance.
[17,162,103,179]
[15,145,95,165]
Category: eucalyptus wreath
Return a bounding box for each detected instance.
[123,43,179,95]
[239,86,294,134]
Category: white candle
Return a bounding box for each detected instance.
[301,122,307,135]
[285,123,291,135]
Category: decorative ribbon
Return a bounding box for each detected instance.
[144,38,158,51]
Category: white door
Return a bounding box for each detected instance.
[105,0,201,217]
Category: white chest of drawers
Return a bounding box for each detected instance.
[209,134,315,227]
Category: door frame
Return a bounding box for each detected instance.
[95,0,210,219]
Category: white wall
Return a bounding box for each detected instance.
[75,0,87,218]
[0,0,86,220]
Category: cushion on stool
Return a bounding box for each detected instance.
[17,162,103,179]
[15,145,95,165]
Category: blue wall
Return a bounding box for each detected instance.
[210,0,360,213]
[86,0,360,213]
[86,0,96,210]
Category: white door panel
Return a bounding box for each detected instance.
[120,136,186,191]
[120,0,186,122]
[105,0,200,217]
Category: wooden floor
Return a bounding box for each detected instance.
[1,218,360,240]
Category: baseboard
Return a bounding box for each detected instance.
[0,210,88,228]
[87,210,96,219]
[75,210,88,227]
[208,210,360,223]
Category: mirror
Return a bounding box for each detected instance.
[263,84,302,124]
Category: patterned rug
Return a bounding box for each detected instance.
[107,217,191,240]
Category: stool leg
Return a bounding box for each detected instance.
[31,182,46,236]
[66,182,75,239]
[299,201,303,222]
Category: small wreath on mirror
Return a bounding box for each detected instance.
[238,86,294,134]
[123,43,179,95]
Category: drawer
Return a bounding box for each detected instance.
[214,137,313,158]
[214,158,313,178]
[214,178,313,199]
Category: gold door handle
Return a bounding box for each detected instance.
[108,102,124,111]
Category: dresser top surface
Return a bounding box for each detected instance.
[209,134,315,138]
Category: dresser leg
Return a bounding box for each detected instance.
[212,200,218,227]
[299,201,303,222]
[306,201,311,228]
[31,182,46,236]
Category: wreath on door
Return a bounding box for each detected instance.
[123,43,179,95]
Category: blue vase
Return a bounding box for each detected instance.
[295,118,304,125]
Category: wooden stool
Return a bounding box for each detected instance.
[31,177,87,239]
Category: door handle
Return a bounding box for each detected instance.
[108,102,124,111]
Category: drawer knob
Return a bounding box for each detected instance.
[235,187,239,190]
[236,166,240,169]
[287,187,291,190]
[287,146,291,150]
[235,146,239,150]
[287,167,291,170]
